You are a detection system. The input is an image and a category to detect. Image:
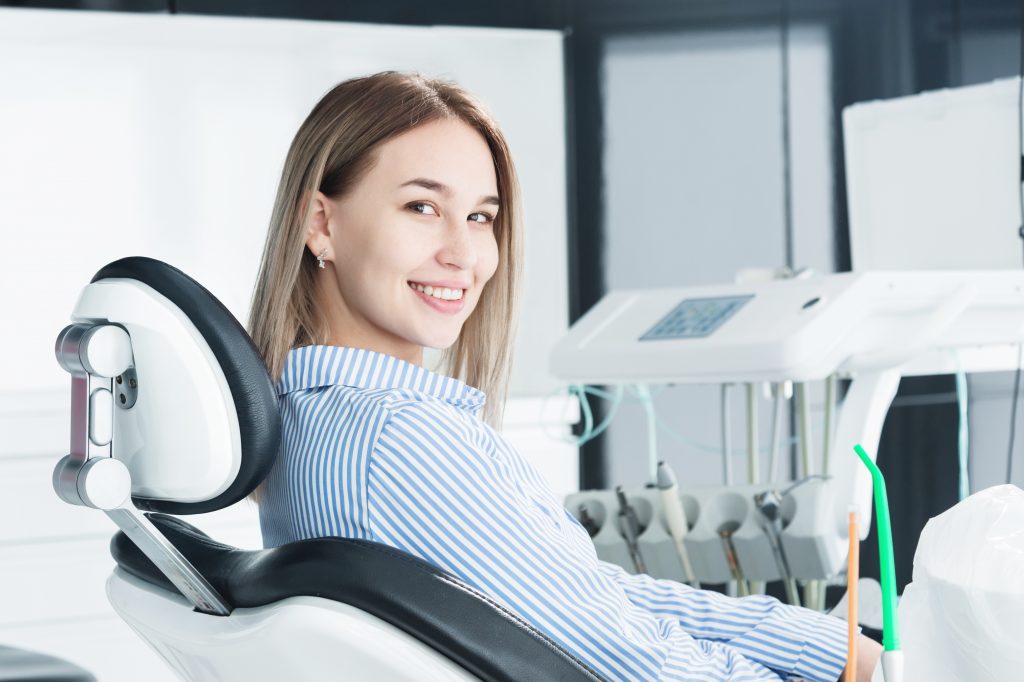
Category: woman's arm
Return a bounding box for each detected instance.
[596,559,849,682]
[845,635,881,682]
[366,404,809,682]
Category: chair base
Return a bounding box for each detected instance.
[106,567,479,681]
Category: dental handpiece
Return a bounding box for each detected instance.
[577,504,600,538]
[718,526,749,596]
[754,490,800,606]
[615,486,648,574]
[656,461,700,588]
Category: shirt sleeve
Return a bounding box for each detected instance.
[596,559,848,682]
[365,402,842,682]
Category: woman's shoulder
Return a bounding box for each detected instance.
[372,389,495,456]
[283,383,488,458]
[373,387,471,422]
[284,383,454,417]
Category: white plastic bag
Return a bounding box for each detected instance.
[900,484,1024,681]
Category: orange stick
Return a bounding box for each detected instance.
[846,510,859,682]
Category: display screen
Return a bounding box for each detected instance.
[639,295,754,340]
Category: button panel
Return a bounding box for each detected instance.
[640,295,754,341]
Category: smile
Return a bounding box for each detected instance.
[407,281,467,315]
[407,281,465,301]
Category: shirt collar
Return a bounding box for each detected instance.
[276,345,487,415]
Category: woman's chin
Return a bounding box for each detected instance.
[411,328,458,350]
[422,338,459,351]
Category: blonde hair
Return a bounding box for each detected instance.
[248,72,522,491]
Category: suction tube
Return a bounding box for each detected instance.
[853,444,902,682]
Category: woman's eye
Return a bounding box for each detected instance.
[408,202,438,216]
[469,212,495,224]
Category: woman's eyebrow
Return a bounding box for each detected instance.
[399,177,499,206]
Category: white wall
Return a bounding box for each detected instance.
[599,26,835,489]
[0,8,569,398]
[0,8,576,680]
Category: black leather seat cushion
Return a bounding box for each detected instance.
[112,514,606,682]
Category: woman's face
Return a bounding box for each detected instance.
[309,118,501,365]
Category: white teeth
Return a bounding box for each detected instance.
[408,281,464,301]
[443,288,464,301]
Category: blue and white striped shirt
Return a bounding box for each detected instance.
[259,345,848,682]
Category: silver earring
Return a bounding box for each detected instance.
[317,249,326,270]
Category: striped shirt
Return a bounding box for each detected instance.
[259,345,848,682]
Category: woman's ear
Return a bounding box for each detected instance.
[303,190,334,261]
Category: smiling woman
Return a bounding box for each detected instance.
[247,72,868,682]
[248,71,522,434]
[304,118,501,362]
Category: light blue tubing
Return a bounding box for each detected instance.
[562,384,800,457]
[953,353,970,501]
[569,384,622,446]
[631,385,660,484]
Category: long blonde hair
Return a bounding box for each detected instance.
[248,71,522,457]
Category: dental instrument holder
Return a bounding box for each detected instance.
[656,461,699,587]
[753,489,800,605]
[567,476,842,585]
[615,487,647,573]
[52,321,230,616]
[552,271,1024,574]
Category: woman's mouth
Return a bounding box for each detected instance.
[408,281,466,314]
[408,281,464,301]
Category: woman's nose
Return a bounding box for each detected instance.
[437,220,477,270]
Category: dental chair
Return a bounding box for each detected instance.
[52,256,604,682]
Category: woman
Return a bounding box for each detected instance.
[248,71,880,682]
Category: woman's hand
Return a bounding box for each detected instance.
[840,634,882,682]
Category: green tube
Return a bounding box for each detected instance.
[853,444,901,652]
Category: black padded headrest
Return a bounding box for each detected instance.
[91,256,281,514]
